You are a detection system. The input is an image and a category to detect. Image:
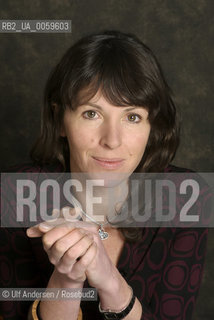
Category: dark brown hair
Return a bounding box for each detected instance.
[31,30,180,241]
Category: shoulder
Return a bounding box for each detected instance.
[1,161,65,228]
[164,164,209,192]
[164,164,194,173]
[165,164,211,228]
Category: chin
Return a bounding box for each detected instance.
[83,170,131,188]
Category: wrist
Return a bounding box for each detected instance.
[98,273,131,312]
[97,266,122,294]
[50,269,84,289]
[99,286,136,320]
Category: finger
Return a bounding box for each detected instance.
[78,241,97,269]
[39,217,73,229]
[38,215,90,231]
[26,217,70,238]
[49,228,92,263]
[40,220,98,235]
[41,223,78,252]
[26,208,82,238]
[72,242,97,277]
[26,227,44,238]
[61,244,95,283]
[26,221,58,237]
[56,233,94,273]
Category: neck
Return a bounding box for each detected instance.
[69,173,129,225]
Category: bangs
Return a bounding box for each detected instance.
[68,74,151,111]
[62,38,159,113]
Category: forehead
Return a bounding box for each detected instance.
[71,78,148,111]
[90,91,148,116]
[78,89,148,114]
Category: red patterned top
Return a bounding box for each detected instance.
[0,163,209,319]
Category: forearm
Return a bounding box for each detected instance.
[33,270,83,320]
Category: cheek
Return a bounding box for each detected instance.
[127,129,150,156]
[134,138,147,156]
[66,128,96,151]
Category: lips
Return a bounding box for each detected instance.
[93,157,124,162]
[92,156,125,169]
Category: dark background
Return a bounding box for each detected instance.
[0,0,213,319]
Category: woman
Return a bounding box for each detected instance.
[0,30,208,320]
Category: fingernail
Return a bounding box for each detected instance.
[39,223,52,230]
[26,228,34,236]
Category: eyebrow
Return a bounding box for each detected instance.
[86,103,146,113]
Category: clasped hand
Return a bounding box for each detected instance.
[26,208,115,290]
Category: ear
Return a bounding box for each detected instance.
[51,103,66,137]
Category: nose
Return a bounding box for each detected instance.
[99,120,122,149]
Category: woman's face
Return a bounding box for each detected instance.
[62,92,151,176]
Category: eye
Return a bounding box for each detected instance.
[127,113,142,123]
[83,110,98,119]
